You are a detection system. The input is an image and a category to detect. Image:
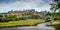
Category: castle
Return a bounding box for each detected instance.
[0,9,47,19]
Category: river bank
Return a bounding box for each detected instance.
[47,20,60,26]
[46,20,60,30]
[0,19,45,28]
[0,22,55,30]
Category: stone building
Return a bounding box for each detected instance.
[0,9,46,19]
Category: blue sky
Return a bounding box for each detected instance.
[0,0,52,13]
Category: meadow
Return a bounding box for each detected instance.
[49,20,60,26]
[0,19,45,28]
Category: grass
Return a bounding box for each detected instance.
[50,20,60,26]
[55,24,60,30]
[0,19,45,28]
[46,20,60,30]
[51,20,60,30]
[47,20,60,26]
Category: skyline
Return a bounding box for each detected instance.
[0,0,52,13]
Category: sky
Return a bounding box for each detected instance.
[0,0,53,13]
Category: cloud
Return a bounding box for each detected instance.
[0,0,52,13]
[0,0,20,4]
[0,0,43,7]
[35,4,51,12]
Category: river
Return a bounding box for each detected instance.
[0,22,55,30]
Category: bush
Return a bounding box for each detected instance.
[55,24,60,30]
[0,18,3,22]
[20,18,26,20]
[31,14,39,19]
[0,15,3,17]
[0,14,27,22]
[15,18,20,21]
[54,17,60,21]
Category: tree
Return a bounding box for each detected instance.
[31,14,39,19]
[55,24,60,30]
[50,0,60,13]
[50,0,60,20]
[0,15,3,17]
[46,12,51,16]
[1,14,18,22]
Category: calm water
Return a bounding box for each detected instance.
[0,22,55,30]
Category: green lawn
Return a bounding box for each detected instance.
[0,19,45,28]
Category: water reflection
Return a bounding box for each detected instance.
[0,22,55,30]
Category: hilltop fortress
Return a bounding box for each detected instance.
[0,9,47,19]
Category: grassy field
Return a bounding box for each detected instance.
[51,20,60,30]
[47,20,60,26]
[0,19,45,28]
[51,20,60,26]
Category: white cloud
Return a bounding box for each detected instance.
[35,4,51,12]
[0,0,52,13]
[0,0,43,7]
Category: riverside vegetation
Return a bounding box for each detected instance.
[0,12,45,28]
[0,19,45,28]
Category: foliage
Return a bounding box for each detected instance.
[0,14,17,22]
[31,14,39,19]
[0,14,27,22]
[0,15,3,17]
[7,15,17,18]
[45,12,51,16]
[50,0,60,12]
[50,0,60,20]
[55,24,60,30]
[0,19,45,27]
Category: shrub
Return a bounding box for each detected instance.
[0,18,3,22]
[20,18,26,20]
[31,14,39,19]
[55,24,60,30]
[54,17,60,21]
[0,15,3,17]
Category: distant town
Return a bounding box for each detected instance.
[0,9,48,19]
